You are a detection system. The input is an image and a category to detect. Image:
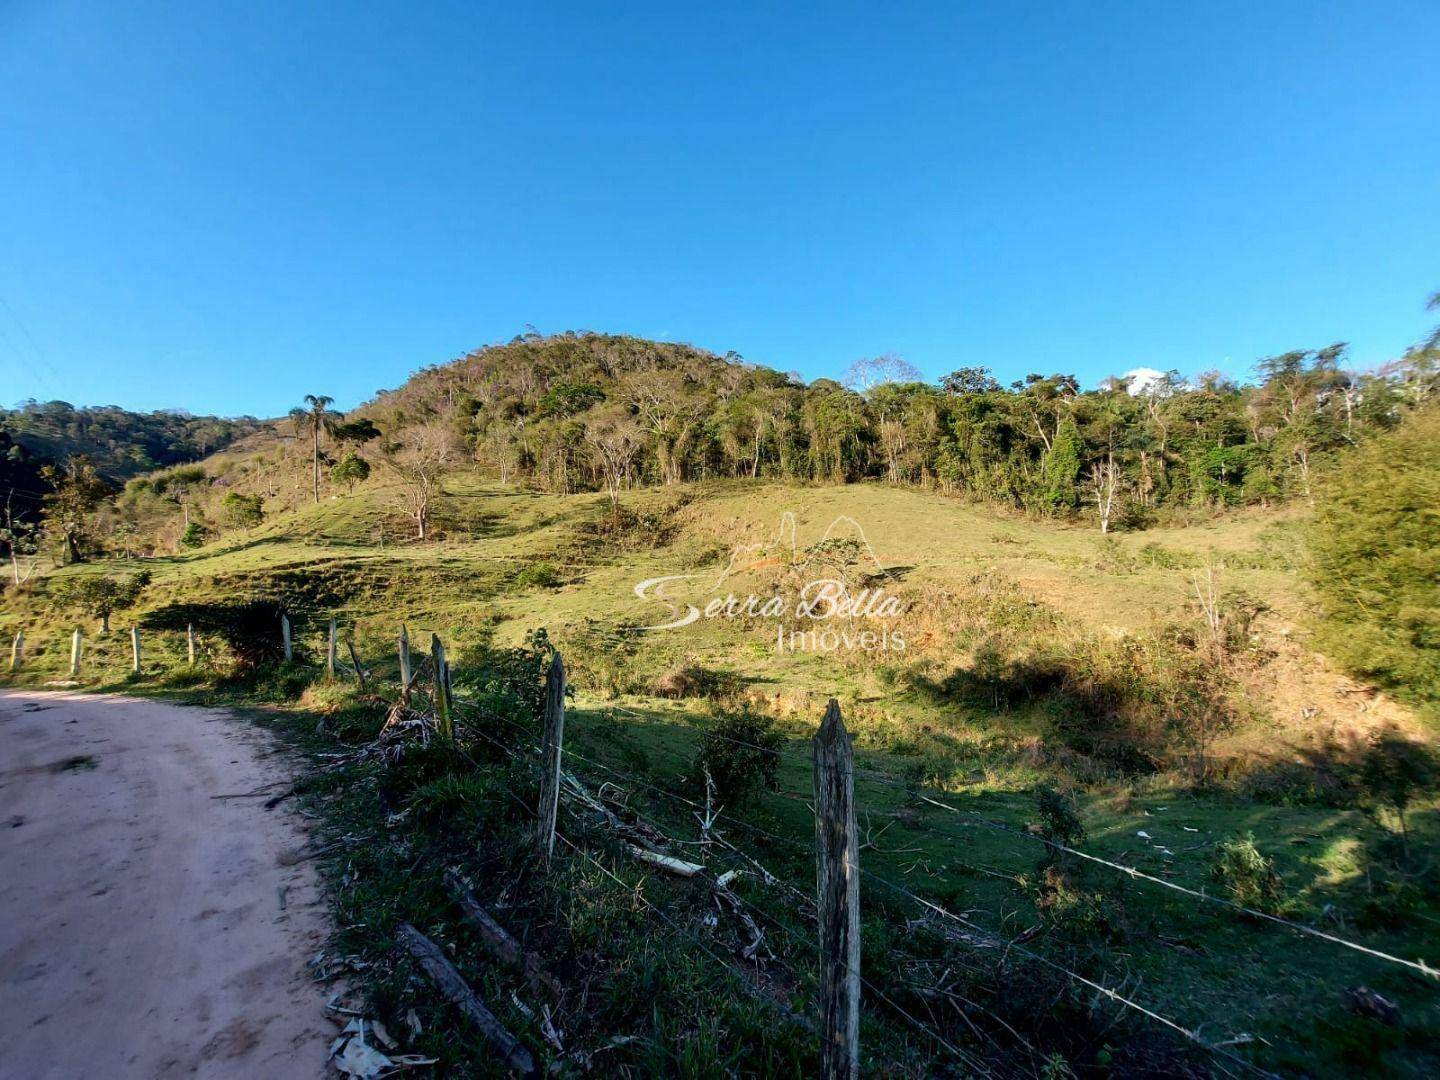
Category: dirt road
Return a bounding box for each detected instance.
[0,690,331,1078]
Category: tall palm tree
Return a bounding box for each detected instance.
[290,394,339,503]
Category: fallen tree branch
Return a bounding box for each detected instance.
[627,845,704,877]
[444,869,562,998]
[395,923,536,1077]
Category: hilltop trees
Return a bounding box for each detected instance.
[357,330,1432,525]
[0,401,260,483]
[47,302,1440,561]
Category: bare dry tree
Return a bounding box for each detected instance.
[582,405,642,518]
[380,420,458,540]
[841,353,921,393]
[1086,452,1122,534]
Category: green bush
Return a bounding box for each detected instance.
[1034,781,1086,850]
[179,522,210,549]
[1308,406,1440,707]
[512,561,562,590]
[220,491,264,529]
[1209,833,1289,914]
[329,452,371,492]
[690,709,784,806]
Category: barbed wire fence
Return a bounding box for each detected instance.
[10,616,1436,1077]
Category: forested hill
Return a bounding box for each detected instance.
[364,329,1438,520]
[1,400,264,489]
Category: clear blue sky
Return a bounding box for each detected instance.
[2,1,1437,417]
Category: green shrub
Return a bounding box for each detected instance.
[512,561,562,590]
[1308,405,1440,707]
[650,663,724,699]
[1209,833,1288,914]
[1028,866,1120,942]
[179,522,210,549]
[220,491,264,529]
[690,709,784,806]
[1034,781,1086,850]
[329,452,371,492]
[408,773,494,827]
[452,629,553,743]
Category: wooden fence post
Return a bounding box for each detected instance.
[10,631,23,673]
[346,634,367,690]
[431,633,453,739]
[281,614,293,663]
[327,618,338,679]
[398,624,412,689]
[69,629,82,677]
[535,651,566,860]
[814,698,860,1080]
[130,627,141,675]
[187,623,196,666]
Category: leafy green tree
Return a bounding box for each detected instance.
[803,382,871,482]
[1308,406,1440,706]
[1041,415,1083,511]
[179,521,210,549]
[39,456,110,564]
[49,570,150,632]
[939,366,1001,395]
[329,453,371,493]
[220,491,264,529]
[331,417,381,446]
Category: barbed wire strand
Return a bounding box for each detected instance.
[457,721,986,1071]
[456,703,1275,1078]
[591,707,1438,981]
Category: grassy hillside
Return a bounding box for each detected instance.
[4,472,1438,1075]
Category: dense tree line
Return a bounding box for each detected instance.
[0,401,262,568]
[367,328,1439,528]
[13,302,1437,569]
[0,400,262,486]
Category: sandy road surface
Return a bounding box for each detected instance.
[0,691,331,1078]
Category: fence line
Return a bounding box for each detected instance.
[11,616,1426,1074]
[457,691,1275,1078]
[462,706,993,1075]
[600,704,1440,982]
